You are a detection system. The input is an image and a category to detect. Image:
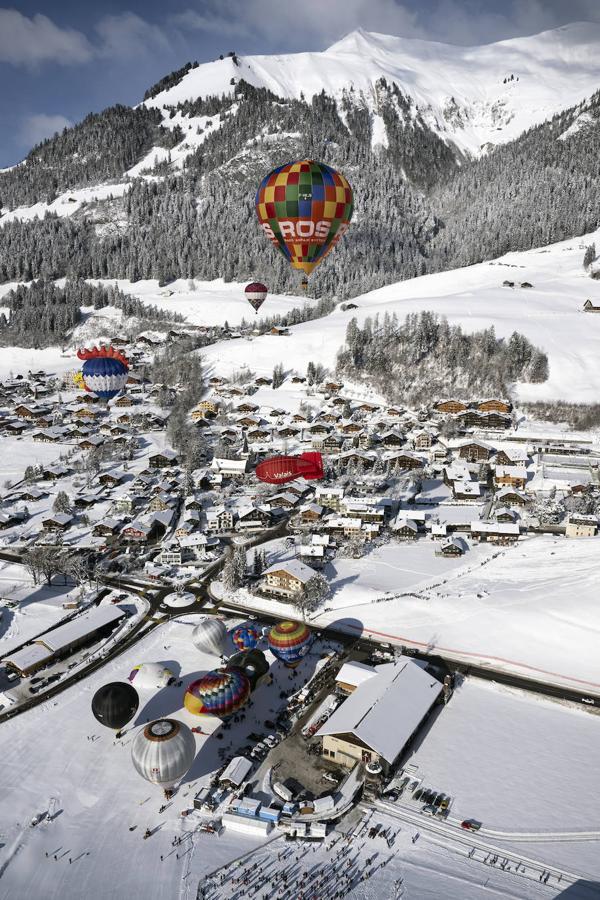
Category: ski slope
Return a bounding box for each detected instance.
[202,227,600,404]
[145,23,600,157]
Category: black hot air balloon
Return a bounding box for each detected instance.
[92,682,139,730]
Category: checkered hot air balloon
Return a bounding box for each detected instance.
[255,160,353,286]
[245,282,268,314]
[76,345,129,400]
[232,624,260,652]
[267,621,313,669]
[184,668,250,718]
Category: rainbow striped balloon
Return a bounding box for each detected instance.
[267,621,312,668]
[184,669,250,718]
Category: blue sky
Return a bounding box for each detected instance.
[1,0,597,167]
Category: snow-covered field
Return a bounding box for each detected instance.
[202,227,600,404]
[88,277,314,328]
[0,563,71,652]
[0,437,67,486]
[406,677,600,877]
[230,534,600,693]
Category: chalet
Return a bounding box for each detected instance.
[235,402,259,414]
[254,376,272,387]
[308,423,331,436]
[471,521,519,544]
[14,404,46,419]
[4,422,27,435]
[291,413,308,423]
[458,440,492,463]
[495,447,528,466]
[237,415,261,429]
[148,493,176,513]
[0,510,28,530]
[247,428,271,442]
[149,449,178,469]
[79,436,104,451]
[121,520,155,542]
[494,465,527,490]
[413,430,434,450]
[191,399,219,420]
[456,409,485,428]
[324,516,364,538]
[435,399,468,414]
[565,514,598,538]
[357,402,379,414]
[494,507,519,523]
[386,451,422,471]
[268,408,286,418]
[13,487,47,502]
[206,506,234,532]
[114,394,134,408]
[115,413,131,425]
[386,407,403,417]
[300,503,324,523]
[322,381,343,394]
[495,487,527,507]
[393,519,419,540]
[381,430,404,449]
[93,518,122,537]
[320,412,341,424]
[291,375,306,384]
[483,412,511,430]
[42,513,73,531]
[264,492,299,510]
[521,282,533,289]
[31,428,62,443]
[98,471,124,487]
[583,299,600,313]
[453,480,482,501]
[157,546,183,566]
[269,326,290,336]
[503,280,515,288]
[260,559,315,600]
[73,408,97,420]
[322,434,342,453]
[236,506,272,531]
[438,535,466,556]
[315,486,345,510]
[338,451,374,470]
[41,464,71,481]
[277,426,300,439]
[340,421,362,435]
[478,399,512,414]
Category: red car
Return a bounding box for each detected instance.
[460,820,481,831]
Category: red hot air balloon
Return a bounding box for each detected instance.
[245,282,268,314]
[255,451,324,485]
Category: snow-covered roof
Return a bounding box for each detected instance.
[219,756,253,786]
[317,660,442,764]
[471,521,520,535]
[3,642,52,672]
[335,661,378,688]
[263,559,315,583]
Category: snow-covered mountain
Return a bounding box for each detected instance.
[145,22,600,156]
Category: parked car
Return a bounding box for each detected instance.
[461,820,482,831]
[422,804,437,816]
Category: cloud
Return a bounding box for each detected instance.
[20,113,73,147]
[0,9,93,65]
[95,12,174,60]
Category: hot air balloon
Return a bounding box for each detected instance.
[192,618,227,657]
[255,451,323,485]
[76,345,129,400]
[232,624,260,652]
[255,160,353,287]
[72,370,85,390]
[92,682,139,730]
[267,621,312,668]
[227,649,270,692]
[128,662,174,690]
[131,718,196,788]
[245,282,268,314]
[184,669,250,718]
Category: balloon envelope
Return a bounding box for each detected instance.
[255,452,323,485]
[255,160,353,277]
[232,624,260,652]
[268,621,312,668]
[77,346,129,400]
[131,718,196,787]
[128,663,174,690]
[227,650,270,692]
[184,669,250,718]
[192,618,227,656]
[245,282,268,313]
[92,682,139,730]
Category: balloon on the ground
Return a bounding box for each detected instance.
[255,160,353,285]
[131,718,196,788]
[227,649,270,691]
[245,282,268,314]
[232,624,260,652]
[76,345,129,400]
[128,663,174,690]
[255,451,324,485]
[267,621,312,668]
[91,682,139,730]
[184,669,250,718]
[192,618,227,657]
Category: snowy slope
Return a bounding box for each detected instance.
[202,227,600,403]
[145,23,600,156]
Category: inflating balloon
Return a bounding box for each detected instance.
[184,669,250,718]
[255,452,324,485]
[131,718,196,788]
[77,345,129,400]
[128,663,174,690]
[232,624,260,652]
[92,682,139,730]
[255,160,353,285]
[245,282,268,314]
[267,621,312,668]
